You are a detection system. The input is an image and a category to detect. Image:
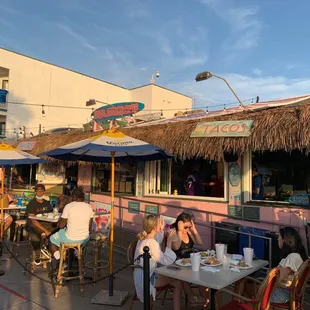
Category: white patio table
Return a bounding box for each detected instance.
[156,259,268,309]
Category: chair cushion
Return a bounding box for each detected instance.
[219,300,253,310]
[90,232,108,241]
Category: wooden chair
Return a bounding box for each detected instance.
[271,259,310,310]
[215,267,280,310]
[11,219,27,256]
[127,240,173,310]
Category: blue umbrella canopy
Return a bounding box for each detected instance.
[41,129,173,162]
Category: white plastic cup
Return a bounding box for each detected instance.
[190,253,201,272]
[243,248,254,266]
[222,256,230,270]
[224,244,228,255]
[215,243,225,260]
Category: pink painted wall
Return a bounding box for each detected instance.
[89,193,310,251]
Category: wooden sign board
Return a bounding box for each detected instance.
[191,120,253,137]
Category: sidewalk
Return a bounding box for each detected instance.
[1,235,310,310]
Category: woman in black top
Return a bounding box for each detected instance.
[171,213,208,306]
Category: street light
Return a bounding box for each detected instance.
[150,71,160,84]
[195,71,244,107]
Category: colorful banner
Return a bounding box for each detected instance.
[92,202,111,234]
[36,163,66,184]
[191,120,253,137]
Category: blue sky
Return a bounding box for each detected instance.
[1,0,310,109]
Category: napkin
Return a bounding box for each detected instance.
[201,266,220,273]
[230,259,239,266]
[230,267,240,273]
[232,254,243,260]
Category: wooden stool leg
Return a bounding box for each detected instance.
[78,247,84,296]
[55,246,65,298]
[93,241,99,283]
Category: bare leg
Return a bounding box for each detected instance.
[4,215,13,232]
[156,275,181,310]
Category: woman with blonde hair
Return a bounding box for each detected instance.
[134,215,182,310]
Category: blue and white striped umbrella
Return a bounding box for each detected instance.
[0,142,45,166]
[41,129,173,162]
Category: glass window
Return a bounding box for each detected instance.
[0,122,5,136]
[92,163,136,195]
[145,158,225,198]
[171,158,225,198]
[2,80,8,90]
[252,151,310,203]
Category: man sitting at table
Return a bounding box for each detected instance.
[49,187,93,267]
[26,184,54,265]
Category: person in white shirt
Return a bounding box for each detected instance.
[49,187,93,263]
[244,226,308,303]
[134,215,182,310]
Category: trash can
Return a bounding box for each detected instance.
[214,222,240,254]
[239,227,268,260]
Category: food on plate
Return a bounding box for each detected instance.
[202,257,220,265]
[200,251,208,258]
[231,260,249,268]
[36,214,43,218]
[237,261,249,268]
[181,258,191,265]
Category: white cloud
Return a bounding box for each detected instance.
[167,73,310,109]
[57,23,97,51]
[199,0,263,50]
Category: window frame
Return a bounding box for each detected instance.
[144,159,228,201]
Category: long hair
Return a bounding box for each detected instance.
[280,227,308,261]
[137,215,159,240]
[170,212,192,231]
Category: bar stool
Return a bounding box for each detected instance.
[85,232,109,283]
[11,219,27,256]
[54,242,85,298]
[23,232,51,278]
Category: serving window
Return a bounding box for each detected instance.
[144,158,226,199]
[92,163,136,195]
[251,150,310,205]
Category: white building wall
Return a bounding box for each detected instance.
[0,48,192,139]
[0,48,130,138]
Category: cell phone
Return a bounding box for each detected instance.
[167,266,180,270]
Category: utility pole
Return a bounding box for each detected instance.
[39,124,42,134]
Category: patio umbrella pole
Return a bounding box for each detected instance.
[0,165,5,276]
[108,152,115,296]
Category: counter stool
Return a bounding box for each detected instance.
[85,232,109,283]
[54,242,85,298]
[11,219,27,256]
[23,232,51,279]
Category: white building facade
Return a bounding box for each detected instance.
[0,47,192,140]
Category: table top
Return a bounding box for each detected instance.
[28,214,59,223]
[155,259,268,290]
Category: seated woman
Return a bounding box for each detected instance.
[134,215,182,310]
[244,226,308,304]
[0,186,16,238]
[170,212,208,306]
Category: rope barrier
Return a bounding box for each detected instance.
[2,240,143,288]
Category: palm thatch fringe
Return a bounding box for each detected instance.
[15,103,310,160]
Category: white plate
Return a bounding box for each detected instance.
[230,263,252,270]
[175,259,191,267]
[201,259,222,267]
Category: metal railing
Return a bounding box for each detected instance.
[98,201,273,268]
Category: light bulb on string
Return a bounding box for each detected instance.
[42,105,46,117]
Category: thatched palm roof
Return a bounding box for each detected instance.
[16,102,310,160]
